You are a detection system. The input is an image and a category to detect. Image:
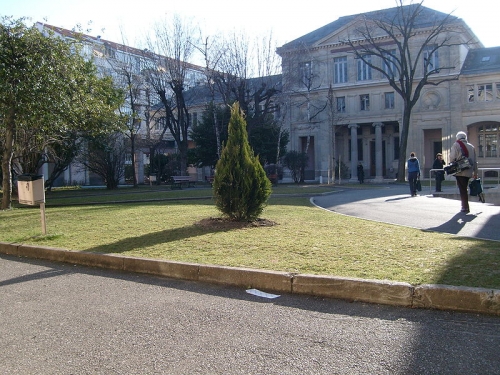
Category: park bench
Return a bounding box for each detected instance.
[171,176,196,189]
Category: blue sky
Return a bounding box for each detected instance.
[2,0,497,48]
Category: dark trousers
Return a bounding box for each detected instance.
[456,176,470,211]
[408,171,419,195]
[435,172,444,191]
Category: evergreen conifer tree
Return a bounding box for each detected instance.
[213,102,271,221]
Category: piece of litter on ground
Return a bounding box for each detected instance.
[246,289,281,299]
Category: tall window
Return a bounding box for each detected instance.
[478,124,498,158]
[336,96,346,113]
[360,94,370,111]
[299,61,312,85]
[357,55,372,81]
[104,43,116,58]
[478,84,493,101]
[423,46,439,74]
[188,112,198,127]
[334,56,348,83]
[155,116,166,131]
[383,50,397,78]
[385,92,395,109]
[467,85,475,102]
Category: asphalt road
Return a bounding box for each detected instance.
[312,184,500,242]
[1,254,500,375]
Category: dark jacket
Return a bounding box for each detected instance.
[432,158,445,170]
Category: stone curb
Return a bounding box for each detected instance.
[1,242,498,316]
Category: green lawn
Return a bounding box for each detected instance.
[1,183,499,289]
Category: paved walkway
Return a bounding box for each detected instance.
[312,184,500,242]
[2,254,499,374]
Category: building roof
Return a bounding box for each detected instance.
[36,22,205,72]
[278,4,458,52]
[152,74,283,110]
[461,47,500,75]
[37,22,148,56]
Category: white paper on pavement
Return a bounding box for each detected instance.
[246,289,281,299]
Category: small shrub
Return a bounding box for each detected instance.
[213,103,271,221]
[283,151,308,183]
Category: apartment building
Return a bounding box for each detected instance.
[35,22,205,186]
[276,5,500,182]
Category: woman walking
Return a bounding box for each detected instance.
[407,152,420,196]
[450,131,477,213]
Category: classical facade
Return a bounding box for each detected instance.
[276,5,499,182]
[34,5,500,187]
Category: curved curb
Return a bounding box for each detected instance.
[1,242,498,316]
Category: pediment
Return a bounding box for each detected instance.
[315,17,393,48]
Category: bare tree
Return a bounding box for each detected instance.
[290,43,329,156]
[192,30,285,167]
[343,0,469,181]
[101,35,146,187]
[279,41,331,183]
[142,15,201,176]
[212,31,282,140]
[195,35,225,159]
[326,85,346,184]
[77,132,126,190]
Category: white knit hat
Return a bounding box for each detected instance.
[456,131,467,140]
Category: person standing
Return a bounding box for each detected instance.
[432,153,445,192]
[357,162,364,184]
[407,152,420,196]
[450,131,477,213]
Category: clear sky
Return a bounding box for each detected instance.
[1,0,497,49]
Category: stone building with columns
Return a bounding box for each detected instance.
[276,4,499,183]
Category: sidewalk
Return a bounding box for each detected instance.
[312,183,500,242]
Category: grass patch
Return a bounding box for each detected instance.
[1,184,499,289]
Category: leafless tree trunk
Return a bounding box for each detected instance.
[326,85,346,184]
[142,15,200,176]
[195,36,224,159]
[343,0,468,181]
[105,30,148,187]
[212,31,281,138]
[283,42,329,159]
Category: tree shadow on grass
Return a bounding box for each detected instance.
[433,238,500,289]
[424,211,500,289]
[84,217,277,255]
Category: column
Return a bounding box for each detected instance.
[373,122,384,182]
[348,124,359,182]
